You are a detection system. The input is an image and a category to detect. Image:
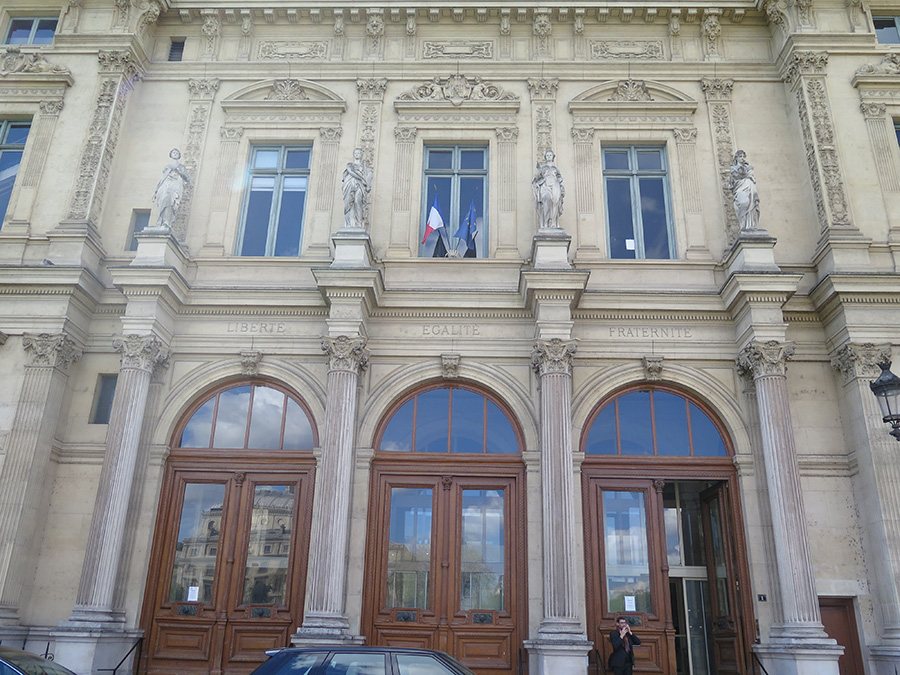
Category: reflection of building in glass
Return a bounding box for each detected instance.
[242,487,295,605]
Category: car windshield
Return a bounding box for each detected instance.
[252,651,324,675]
[0,649,76,675]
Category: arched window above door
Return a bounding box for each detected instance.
[178,382,316,450]
[377,384,520,454]
[584,387,729,457]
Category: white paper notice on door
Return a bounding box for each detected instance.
[187,586,200,602]
[624,596,636,612]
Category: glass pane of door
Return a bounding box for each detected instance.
[387,488,433,609]
[603,490,651,613]
[242,485,296,605]
[169,483,227,603]
[460,489,504,610]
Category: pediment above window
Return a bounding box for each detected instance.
[569,78,696,119]
[221,77,346,118]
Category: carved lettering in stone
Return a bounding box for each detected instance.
[736,340,794,379]
[266,79,308,101]
[422,325,481,336]
[423,42,493,59]
[188,78,220,100]
[609,79,653,102]
[590,41,664,60]
[357,77,387,101]
[398,75,518,105]
[113,334,169,372]
[831,342,892,383]
[642,355,664,380]
[441,353,460,379]
[22,333,82,372]
[532,339,577,376]
[322,336,369,373]
[240,350,262,376]
[258,41,328,60]
[608,326,694,339]
[527,77,559,100]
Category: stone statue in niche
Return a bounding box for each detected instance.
[729,150,760,231]
[151,148,191,231]
[341,147,374,230]
[532,149,565,229]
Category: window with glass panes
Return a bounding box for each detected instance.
[895,120,900,148]
[4,17,58,44]
[0,121,29,228]
[874,16,900,43]
[420,146,487,258]
[237,146,310,257]
[603,146,675,259]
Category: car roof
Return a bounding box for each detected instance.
[0,647,78,675]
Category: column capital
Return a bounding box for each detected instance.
[322,335,369,373]
[831,342,892,383]
[737,340,794,379]
[112,334,169,373]
[532,338,577,376]
[22,332,82,373]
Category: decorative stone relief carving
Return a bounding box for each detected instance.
[136,1,161,38]
[642,355,664,380]
[527,77,559,101]
[322,336,369,373]
[532,339,577,377]
[266,79,308,101]
[238,11,252,59]
[674,128,701,214]
[846,0,864,31]
[423,42,493,59]
[590,41,664,60]
[702,10,723,60]
[22,333,82,372]
[315,127,342,213]
[187,77,219,100]
[342,148,374,230]
[796,0,814,28]
[736,340,794,379]
[701,77,734,101]
[62,0,83,33]
[0,48,70,76]
[112,334,170,373]
[533,9,552,58]
[669,15,682,59]
[367,9,384,58]
[702,77,739,241]
[730,150,761,230]
[0,330,7,347]
[357,78,387,101]
[398,75,518,105]
[441,353,460,379]
[532,150,565,229]
[200,12,220,60]
[241,350,262,376]
[113,0,130,28]
[609,79,653,102]
[258,41,328,60]
[764,0,789,31]
[855,53,900,76]
[831,343,892,383]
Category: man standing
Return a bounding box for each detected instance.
[608,617,641,675]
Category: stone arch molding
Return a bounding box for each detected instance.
[151,356,327,449]
[571,361,751,457]
[569,78,697,123]
[357,359,539,452]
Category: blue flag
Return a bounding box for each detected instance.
[455,199,478,258]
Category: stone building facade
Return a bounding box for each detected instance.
[0,1,899,675]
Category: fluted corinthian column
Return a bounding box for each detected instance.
[68,334,168,626]
[296,336,368,643]
[0,333,81,625]
[736,341,830,641]
[531,338,581,636]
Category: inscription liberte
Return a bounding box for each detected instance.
[227,321,287,333]
[609,326,694,338]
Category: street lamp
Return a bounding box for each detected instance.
[870,361,900,441]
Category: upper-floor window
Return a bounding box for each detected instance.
[126,209,150,251]
[420,146,487,258]
[0,121,29,227]
[874,16,900,43]
[237,146,310,257]
[168,38,185,61]
[603,146,674,259]
[895,120,900,147]
[4,17,58,45]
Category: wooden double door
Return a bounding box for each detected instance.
[141,460,314,675]
[363,462,525,675]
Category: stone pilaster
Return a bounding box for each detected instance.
[701,77,739,244]
[67,334,169,626]
[571,127,600,259]
[528,78,558,161]
[830,344,900,659]
[495,126,520,259]
[355,78,387,171]
[295,336,368,643]
[305,126,343,259]
[201,126,243,255]
[388,126,417,255]
[0,333,81,625]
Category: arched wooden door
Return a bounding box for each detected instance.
[363,384,526,675]
[141,382,317,675]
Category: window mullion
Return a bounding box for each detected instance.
[266,171,284,256]
[629,148,646,258]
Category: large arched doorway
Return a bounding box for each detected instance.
[140,381,317,675]
[363,383,526,675]
[581,385,754,675]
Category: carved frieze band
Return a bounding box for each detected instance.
[322,335,369,374]
[831,342,892,383]
[736,340,794,379]
[113,334,170,373]
[702,78,739,240]
[532,339,577,377]
[258,41,328,60]
[398,75,518,105]
[22,333,82,373]
[590,40,663,60]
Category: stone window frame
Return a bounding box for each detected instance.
[851,70,900,194]
[2,13,60,45]
[569,79,699,261]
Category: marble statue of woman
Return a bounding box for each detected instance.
[729,150,760,231]
[341,147,374,230]
[532,149,565,229]
[151,148,191,230]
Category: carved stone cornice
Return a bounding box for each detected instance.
[784,51,828,86]
[113,334,169,372]
[527,77,559,100]
[531,339,577,377]
[642,355,664,381]
[701,77,734,101]
[322,335,369,373]
[441,353,460,379]
[736,340,794,379]
[241,349,262,376]
[188,77,219,100]
[357,77,387,101]
[22,333,82,372]
[831,342,892,383]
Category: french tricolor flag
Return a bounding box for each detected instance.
[421,193,445,244]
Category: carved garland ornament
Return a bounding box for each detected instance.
[322,335,369,373]
[532,339,577,377]
[22,333,82,372]
[736,340,794,379]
